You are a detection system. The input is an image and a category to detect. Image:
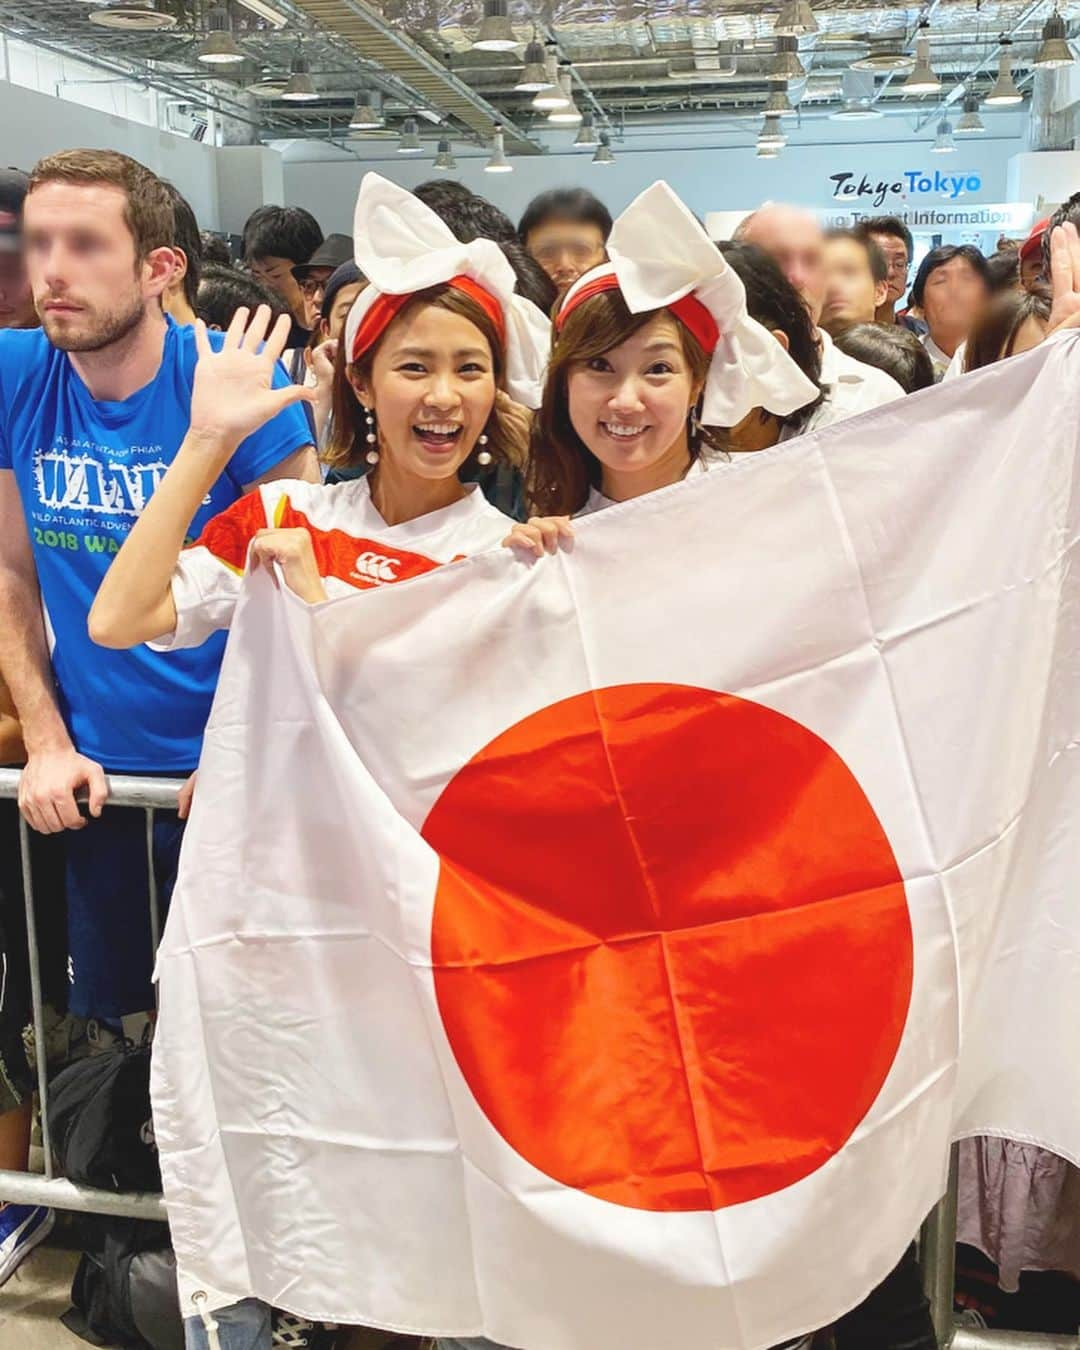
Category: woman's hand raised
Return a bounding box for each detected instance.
[189,305,314,451]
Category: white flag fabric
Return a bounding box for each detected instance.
[153,334,1080,1350]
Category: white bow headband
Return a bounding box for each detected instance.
[343,173,551,410]
[557,181,819,425]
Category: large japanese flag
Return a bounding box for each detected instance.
[153,334,1080,1350]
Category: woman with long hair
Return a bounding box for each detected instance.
[90,173,549,654]
[513,182,819,554]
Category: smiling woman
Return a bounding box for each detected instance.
[325,280,529,524]
[88,172,551,661]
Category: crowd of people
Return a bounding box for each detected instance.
[0,145,1078,1350]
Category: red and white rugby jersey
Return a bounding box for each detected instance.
[150,476,510,651]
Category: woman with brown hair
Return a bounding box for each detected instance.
[90,173,550,653]
[511,182,819,553]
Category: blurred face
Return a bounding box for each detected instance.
[322,280,365,343]
[0,249,36,329]
[922,256,989,344]
[249,253,306,327]
[869,231,910,306]
[1020,253,1044,292]
[298,265,334,330]
[355,303,496,482]
[24,181,174,352]
[742,207,826,323]
[821,237,888,336]
[526,217,606,299]
[566,313,699,484]
[1007,314,1048,358]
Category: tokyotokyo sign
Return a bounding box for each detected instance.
[828,169,983,207]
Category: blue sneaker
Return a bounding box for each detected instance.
[0,1203,55,1285]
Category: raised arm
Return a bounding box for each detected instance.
[89,306,313,650]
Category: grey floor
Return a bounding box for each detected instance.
[0,1242,87,1350]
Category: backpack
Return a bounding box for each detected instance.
[63,1217,183,1350]
[49,1039,161,1194]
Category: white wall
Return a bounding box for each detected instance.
[216,146,286,235]
[282,115,1030,234]
[1007,149,1080,209]
[0,76,221,227]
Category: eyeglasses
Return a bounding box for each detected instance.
[299,277,328,299]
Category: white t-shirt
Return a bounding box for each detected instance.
[799,331,906,434]
[577,457,711,516]
[151,475,510,651]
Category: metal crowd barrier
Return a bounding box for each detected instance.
[0,769,1076,1348]
[0,766,177,1222]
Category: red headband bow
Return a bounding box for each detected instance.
[556,272,720,355]
[350,274,507,362]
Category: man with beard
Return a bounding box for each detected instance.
[0,149,316,1037]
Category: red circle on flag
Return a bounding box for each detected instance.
[422,684,913,1212]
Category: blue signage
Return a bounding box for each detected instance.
[829,170,983,207]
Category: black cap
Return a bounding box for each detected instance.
[293,232,353,281]
[320,261,366,323]
[0,169,29,253]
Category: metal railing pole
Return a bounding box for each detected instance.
[1,768,183,1221]
[921,1143,960,1348]
[146,806,162,964]
[18,812,53,1181]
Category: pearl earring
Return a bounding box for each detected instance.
[476,431,493,467]
[364,408,379,465]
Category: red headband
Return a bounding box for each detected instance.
[556,271,720,355]
[350,274,506,362]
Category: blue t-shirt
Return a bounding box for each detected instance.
[0,316,311,773]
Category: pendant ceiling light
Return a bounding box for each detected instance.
[348,86,382,130]
[933,117,956,152]
[547,67,582,124]
[88,0,176,29]
[592,132,615,165]
[484,126,513,172]
[433,137,457,170]
[397,115,423,152]
[985,40,1023,104]
[758,113,787,148]
[764,86,796,117]
[901,26,941,95]
[515,36,552,91]
[574,109,600,146]
[955,91,986,133]
[830,67,882,119]
[531,50,568,109]
[1034,11,1074,68]
[473,0,516,52]
[281,54,318,101]
[198,9,245,64]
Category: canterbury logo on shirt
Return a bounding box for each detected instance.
[352,550,400,584]
[190,492,463,591]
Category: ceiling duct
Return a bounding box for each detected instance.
[292,0,539,149]
[668,39,737,82]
